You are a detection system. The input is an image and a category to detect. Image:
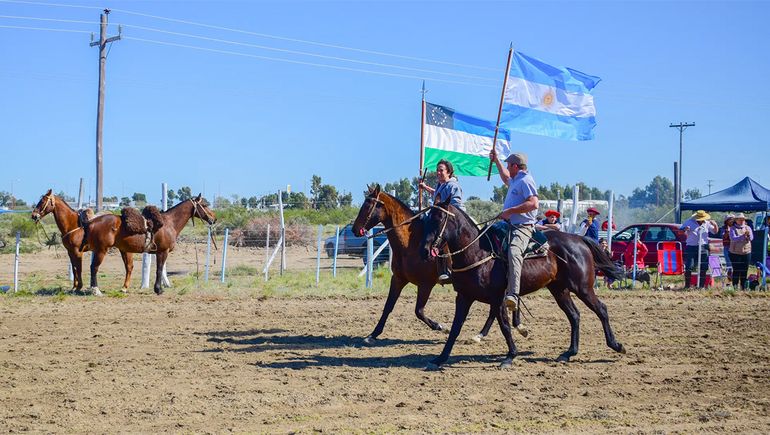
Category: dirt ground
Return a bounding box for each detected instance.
[1,287,769,433]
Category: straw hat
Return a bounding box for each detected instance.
[733,212,746,220]
[691,210,711,221]
[724,214,735,222]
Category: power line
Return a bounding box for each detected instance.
[0,23,88,33]
[0,15,498,81]
[123,36,497,88]
[0,0,500,72]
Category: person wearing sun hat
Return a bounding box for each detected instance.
[680,210,719,288]
[729,213,754,289]
[536,209,562,231]
[579,207,601,242]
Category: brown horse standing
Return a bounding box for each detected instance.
[351,185,497,344]
[30,189,129,291]
[85,194,216,295]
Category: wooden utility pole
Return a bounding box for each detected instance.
[669,122,695,224]
[90,9,121,211]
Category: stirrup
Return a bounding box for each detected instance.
[437,273,452,285]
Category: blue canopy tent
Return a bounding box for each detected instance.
[681,177,769,288]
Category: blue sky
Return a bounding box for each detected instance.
[2,0,769,206]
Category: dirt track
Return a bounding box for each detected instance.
[1,290,769,433]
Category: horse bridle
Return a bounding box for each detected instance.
[429,205,455,251]
[361,192,385,232]
[34,193,55,219]
[189,198,213,225]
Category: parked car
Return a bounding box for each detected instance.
[610,223,721,267]
[325,224,390,265]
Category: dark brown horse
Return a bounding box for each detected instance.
[86,194,216,295]
[421,198,626,370]
[30,189,129,291]
[351,185,497,344]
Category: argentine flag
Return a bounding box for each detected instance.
[501,51,600,141]
[423,102,511,176]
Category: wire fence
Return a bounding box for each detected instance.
[0,221,392,292]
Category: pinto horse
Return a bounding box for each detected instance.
[86,194,216,295]
[31,189,129,291]
[421,198,627,369]
[351,185,497,344]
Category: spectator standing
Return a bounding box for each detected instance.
[623,238,648,272]
[718,215,735,270]
[729,213,754,289]
[680,210,718,288]
[579,207,601,242]
[536,210,562,231]
[601,218,616,232]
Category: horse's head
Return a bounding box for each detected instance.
[421,197,458,260]
[352,184,386,237]
[190,194,216,225]
[31,189,55,222]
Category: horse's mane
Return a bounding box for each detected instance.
[381,191,415,216]
[448,203,496,253]
[54,195,77,213]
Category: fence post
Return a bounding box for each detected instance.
[141,253,151,288]
[13,231,20,292]
[204,226,211,282]
[264,224,270,282]
[220,228,229,283]
[607,190,615,252]
[571,185,580,233]
[160,182,171,287]
[316,224,322,285]
[333,225,339,278]
[278,190,286,275]
[632,228,638,289]
[366,229,374,288]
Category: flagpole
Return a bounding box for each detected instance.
[487,44,514,181]
[419,80,427,209]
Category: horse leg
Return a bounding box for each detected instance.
[574,286,626,355]
[67,250,82,291]
[120,251,133,291]
[425,293,473,370]
[549,286,580,362]
[472,305,497,343]
[415,284,446,332]
[154,251,168,295]
[496,302,518,368]
[89,249,107,296]
[364,276,407,345]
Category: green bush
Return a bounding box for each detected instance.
[9,215,37,238]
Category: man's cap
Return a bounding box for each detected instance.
[505,153,527,166]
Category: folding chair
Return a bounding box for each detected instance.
[656,241,683,288]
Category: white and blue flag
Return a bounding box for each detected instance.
[501,51,600,141]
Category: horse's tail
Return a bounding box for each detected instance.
[582,236,625,281]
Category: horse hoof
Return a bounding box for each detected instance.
[515,325,529,338]
[363,336,377,346]
[556,353,573,363]
[617,343,627,354]
[424,362,443,372]
[437,324,449,334]
[471,334,484,344]
[499,358,513,369]
[154,288,164,295]
[91,287,102,296]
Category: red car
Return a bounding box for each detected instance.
[609,223,722,268]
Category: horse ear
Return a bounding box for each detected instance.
[441,197,452,207]
[196,193,202,200]
[374,184,381,194]
[46,189,52,195]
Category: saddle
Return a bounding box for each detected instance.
[485,221,550,261]
[77,209,96,251]
[122,206,164,252]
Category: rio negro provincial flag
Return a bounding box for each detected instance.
[423,102,511,176]
[501,51,600,141]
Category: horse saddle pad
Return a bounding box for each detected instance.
[485,221,550,260]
